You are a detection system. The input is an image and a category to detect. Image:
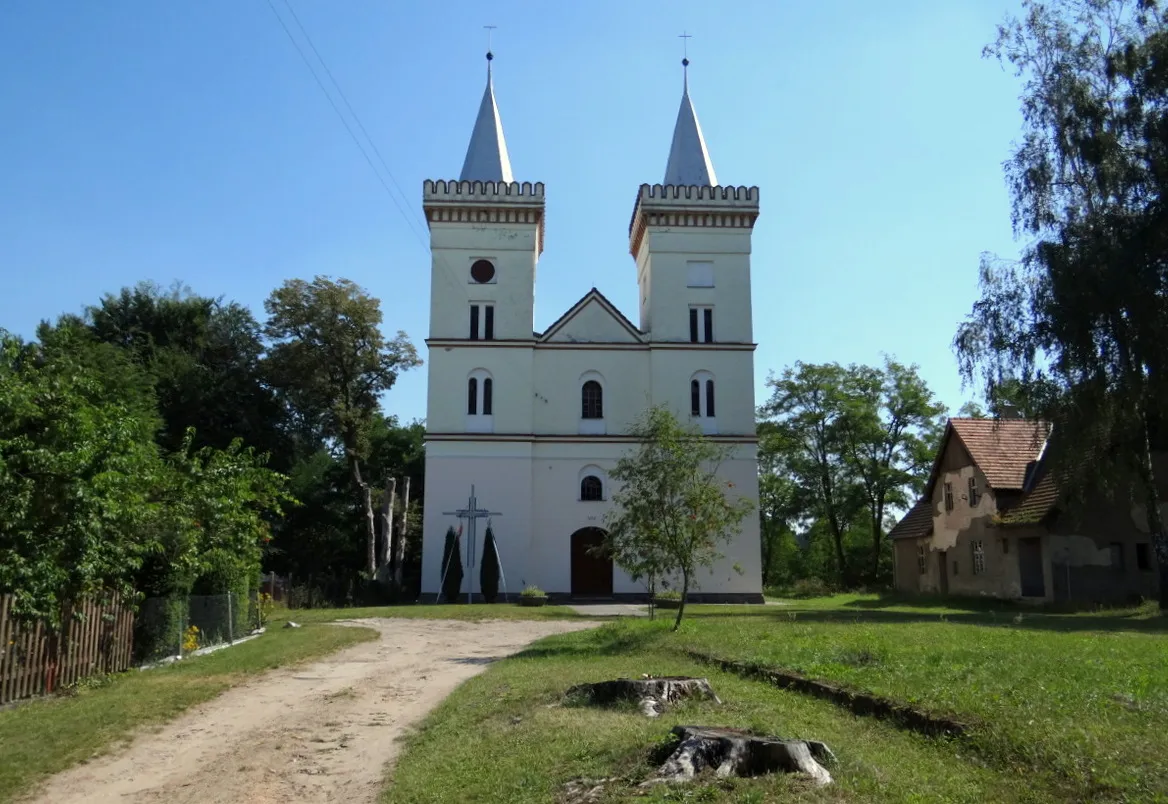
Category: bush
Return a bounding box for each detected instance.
[479,526,500,603]
[441,527,464,602]
[520,585,546,598]
[790,577,834,598]
[654,589,682,601]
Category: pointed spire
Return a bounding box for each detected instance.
[459,50,514,184]
[663,55,718,187]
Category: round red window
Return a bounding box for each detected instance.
[470,259,496,283]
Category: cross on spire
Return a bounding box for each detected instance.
[484,24,496,65]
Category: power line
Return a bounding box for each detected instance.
[264,0,429,252]
[277,0,429,236]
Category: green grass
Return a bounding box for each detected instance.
[271,602,599,624]
[385,621,1062,803]
[670,596,1168,800]
[0,622,376,803]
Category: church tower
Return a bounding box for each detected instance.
[422,51,544,436]
[630,57,760,436]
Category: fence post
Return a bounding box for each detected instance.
[227,593,234,644]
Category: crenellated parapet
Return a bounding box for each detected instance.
[628,183,760,257]
[423,178,546,253]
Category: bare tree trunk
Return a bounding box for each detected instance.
[673,571,689,631]
[349,455,376,577]
[1137,411,1168,608]
[394,476,411,590]
[379,477,397,571]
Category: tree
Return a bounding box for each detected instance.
[604,406,754,630]
[953,0,1168,603]
[441,527,464,602]
[761,360,944,586]
[263,277,420,579]
[837,359,945,579]
[756,421,804,588]
[480,526,500,603]
[0,329,162,623]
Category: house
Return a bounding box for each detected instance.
[418,53,763,602]
[890,416,1161,604]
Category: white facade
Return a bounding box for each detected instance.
[419,58,763,602]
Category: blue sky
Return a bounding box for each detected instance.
[0,0,1024,425]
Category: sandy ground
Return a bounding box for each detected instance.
[28,617,596,804]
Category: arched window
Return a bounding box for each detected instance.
[467,377,478,415]
[691,372,716,418]
[482,378,493,415]
[581,380,603,419]
[580,475,603,501]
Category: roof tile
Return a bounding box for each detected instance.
[888,498,933,541]
[950,418,1051,489]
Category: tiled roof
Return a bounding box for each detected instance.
[950,418,1051,489]
[888,498,933,541]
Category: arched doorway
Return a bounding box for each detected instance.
[570,527,613,598]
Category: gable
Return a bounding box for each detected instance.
[540,290,643,344]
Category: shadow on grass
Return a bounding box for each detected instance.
[512,622,671,661]
[680,600,1166,634]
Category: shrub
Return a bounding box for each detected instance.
[654,589,682,601]
[441,527,464,602]
[520,585,546,598]
[480,526,500,603]
[790,577,834,598]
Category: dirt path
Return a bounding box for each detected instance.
[29,617,596,804]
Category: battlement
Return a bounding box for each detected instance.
[636,183,760,205]
[628,184,760,255]
[423,179,546,205]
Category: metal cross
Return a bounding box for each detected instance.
[484,24,497,52]
[443,485,502,604]
[679,31,692,59]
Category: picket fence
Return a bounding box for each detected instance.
[0,594,135,705]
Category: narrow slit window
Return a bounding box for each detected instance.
[703,308,713,343]
[691,379,701,416]
[469,305,480,340]
[944,482,954,512]
[689,309,699,343]
[968,476,980,507]
[705,380,716,417]
[581,381,603,419]
[467,377,478,415]
[484,306,494,340]
[482,378,493,415]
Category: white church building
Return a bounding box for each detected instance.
[419,52,763,602]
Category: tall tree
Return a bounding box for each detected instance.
[604,406,754,630]
[263,277,420,577]
[838,359,946,579]
[953,0,1168,603]
[761,363,860,583]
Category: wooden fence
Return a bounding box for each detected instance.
[0,595,135,705]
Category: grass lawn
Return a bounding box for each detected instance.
[0,622,376,802]
[385,621,1060,803]
[386,596,1167,803]
[270,601,599,624]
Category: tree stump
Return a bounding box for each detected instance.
[645,726,835,786]
[565,676,721,717]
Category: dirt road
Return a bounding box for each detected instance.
[29,617,595,804]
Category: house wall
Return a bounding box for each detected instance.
[893,539,920,592]
[1046,497,1160,604]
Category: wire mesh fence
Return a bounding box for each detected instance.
[134,592,264,665]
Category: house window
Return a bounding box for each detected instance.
[689,307,713,343]
[580,475,603,501]
[944,482,954,512]
[1110,542,1125,570]
[1136,542,1151,571]
[916,545,926,575]
[972,541,985,575]
[469,304,494,340]
[467,377,477,415]
[581,380,603,419]
[690,374,715,417]
[968,477,980,507]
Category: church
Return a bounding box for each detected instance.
[418,51,763,603]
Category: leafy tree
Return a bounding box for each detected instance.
[837,359,945,579]
[263,276,421,578]
[480,526,500,603]
[760,360,943,586]
[0,329,161,623]
[953,0,1168,602]
[80,282,291,468]
[604,406,754,630]
[441,527,464,602]
[756,421,804,588]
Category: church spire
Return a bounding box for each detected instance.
[459,49,514,184]
[662,52,718,187]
